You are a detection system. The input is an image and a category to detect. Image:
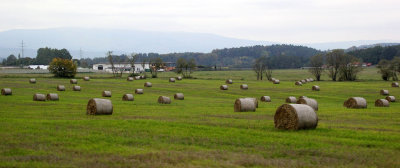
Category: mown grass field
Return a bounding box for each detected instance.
[0,68,399,167]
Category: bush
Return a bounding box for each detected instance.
[48,58,77,78]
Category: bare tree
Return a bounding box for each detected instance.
[326,49,344,81]
[309,54,324,81]
[128,53,138,75]
[253,56,267,80]
[107,51,117,77]
[176,58,196,78]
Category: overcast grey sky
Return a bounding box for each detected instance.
[0,0,399,43]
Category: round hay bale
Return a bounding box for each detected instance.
[174,93,184,100]
[270,78,276,82]
[122,94,134,101]
[286,96,297,103]
[273,80,280,84]
[295,81,302,86]
[306,78,311,82]
[309,78,314,82]
[177,76,182,80]
[73,86,81,91]
[274,104,318,130]
[87,98,113,115]
[140,75,145,79]
[70,79,78,84]
[392,82,399,87]
[386,96,396,102]
[1,88,12,95]
[135,76,141,80]
[343,97,367,108]
[260,96,271,102]
[240,84,248,90]
[380,89,389,95]
[29,78,36,84]
[158,96,171,104]
[244,97,258,108]
[297,97,318,111]
[33,93,46,101]
[102,91,112,97]
[57,85,65,91]
[226,79,233,84]
[83,77,90,81]
[312,85,320,91]
[127,77,134,81]
[234,98,256,112]
[144,82,152,87]
[46,93,59,101]
[135,89,144,94]
[169,78,176,82]
[220,85,228,90]
[301,79,306,83]
[375,99,389,107]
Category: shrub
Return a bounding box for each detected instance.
[48,58,77,78]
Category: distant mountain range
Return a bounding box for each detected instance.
[0,28,398,59]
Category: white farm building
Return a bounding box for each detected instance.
[93,63,150,73]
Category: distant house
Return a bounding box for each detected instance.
[27,65,48,70]
[93,62,175,73]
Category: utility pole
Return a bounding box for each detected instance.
[21,40,25,58]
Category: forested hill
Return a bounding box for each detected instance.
[135,44,321,69]
[347,45,400,64]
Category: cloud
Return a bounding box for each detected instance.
[0,0,399,43]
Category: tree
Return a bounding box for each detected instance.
[338,55,362,81]
[141,57,148,78]
[326,49,343,81]
[128,53,138,76]
[377,57,400,81]
[309,54,324,81]
[107,51,117,77]
[149,57,164,78]
[253,56,267,80]
[5,54,17,66]
[48,58,77,78]
[176,58,196,78]
[36,47,72,65]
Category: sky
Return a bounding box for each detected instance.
[0,0,399,43]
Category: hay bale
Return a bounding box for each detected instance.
[273,80,280,84]
[380,89,389,95]
[260,96,271,102]
[70,79,78,84]
[270,78,276,82]
[57,85,65,91]
[309,78,314,82]
[240,84,248,90]
[295,81,302,86]
[226,79,233,84]
[158,96,171,104]
[1,88,12,95]
[29,78,36,84]
[46,93,59,101]
[169,78,176,82]
[73,86,81,91]
[140,75,145,79]
[177,76,182,80]
[220,85,228,90]
[392,82,399,87]
[33,93,46,101]
[87,98,113,115]
[312,85,320,91]
[244,97,258,108]
[386,96,396,102]
[144,82,152,87]
[286,96,297,103]
[344,97,367,108]
[234,98,256,112]
[135,76,141,80]
[83,77,90,81]
[174,93,184,100]
[122,94,134,101]
[135,89,144,94]
[102,91,112,97]
[301,79,306,83]
[274,104,318,130]
[127,77,134,81]
[306,78,311,82]
[375,99,389,107]
[297,97,318,111]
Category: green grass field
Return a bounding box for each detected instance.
[0,68,399,167]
